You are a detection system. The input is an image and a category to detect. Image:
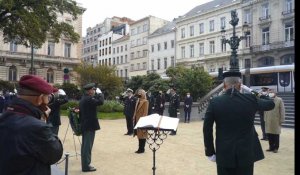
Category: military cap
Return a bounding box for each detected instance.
[18,75,58,95]
[126,88,133,93]
[222,71,241,79]
[261,87,269,90]
[83,83,96,90]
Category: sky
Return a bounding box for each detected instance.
[75,0,212,34]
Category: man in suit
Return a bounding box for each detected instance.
[146,91,155,115]
[184,92,193,123]
[79,83,104,172]
[123,88,136,135]
[203,71,275,175]
[258,87,269,140]
[154,90,165,115]
[168,87,180,135]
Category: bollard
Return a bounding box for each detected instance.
[65,152,70,175]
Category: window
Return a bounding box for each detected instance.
[151,45,154,52]
[9,66,17,81]
[117,57,119,64]
[64,43,71,58]
[157,43,161,51]
[131,52,134,59]
[143,50,147,57]
[190,45,194,57]
[262,27,270,45]
[137,51,140,58]
[245,34,251,47]
[117,47,119,53]
[143,37,147,44]
[137,39,141,46]
[262,3,269,18]
[137,26,141,34]
[10,41,17,52]
[221,40,226,52]
[199,43,204,56]
[199,23,204,34]
[109,47,111,54]
[190,25,194,36]
[245,59,251,68]
[109,37,111,44]
[164,57,167,69]
[113,48,115,54]
[113,57,115,65]
[280,54,294,65]
[121,46,123,52]
[157,59,160,70]
[209,20,214,32]
[181,46,185,58]
[244,9,252,23]
[171,56,175,67]
[137,63,140,70]
[258,57,274,67]
[131,40,135,47]
[209,41,215,54]
[121,56,123,64]
[131,64,134,71]
[220,17,226,29]
[125,69,128,78]
[131,28,136,35]
[285,23,294,41]
[143,62,147,70]
[285,0,293,13]
[120,70,123,77]
[47,68,54,83]
[47,41,55,56]
[181,28,185,38]
[171,40,175,48]
[143,24,148,32]
[164,42,167,50]
[125,55,127,63]
[151,60,154,70]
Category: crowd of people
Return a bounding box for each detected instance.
[0,71,287,175]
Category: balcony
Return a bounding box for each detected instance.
[284,41,294,47]
[281,9,294,20]
[251,41,294,53]
[258,15,271,25]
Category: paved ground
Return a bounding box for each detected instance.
[54,116,294,175]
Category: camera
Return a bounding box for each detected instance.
[49,89,67,105]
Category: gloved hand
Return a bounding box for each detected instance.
[96,88,102,94]
[241,84,253,93]
[58,89,66,96]
[207,154,216,162]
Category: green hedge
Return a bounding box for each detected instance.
[60,100,124,113]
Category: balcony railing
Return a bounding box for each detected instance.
[251,41,294,52]
[282,9,294,16]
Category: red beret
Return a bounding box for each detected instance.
[19,75,58,94]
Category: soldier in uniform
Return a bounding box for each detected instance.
[123,88,136,135]
[154,90,165,115]
[168,87,180,135]
[203,71,275,175]
[79,83,104,172]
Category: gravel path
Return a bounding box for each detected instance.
[54,117,294,175]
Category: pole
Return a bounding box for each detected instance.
[65,153,70,175]
[152,148,156,175]
[30,44,34,74]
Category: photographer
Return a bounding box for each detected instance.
[47,89,69,135]
[0,75,63,175]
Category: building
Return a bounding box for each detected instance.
[129,16,169,77]
[0,12,84,84]
[148,21,176,78]
[82,17,134,64]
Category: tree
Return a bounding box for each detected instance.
[75,64,124,100]
[0,0,84,48]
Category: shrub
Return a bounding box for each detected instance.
[112,101,124,112]
[97,100,124,113]
[61,100,79,110]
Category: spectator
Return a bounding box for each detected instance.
[154,90,165,115]
[184,92,193,123]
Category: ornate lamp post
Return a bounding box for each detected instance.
[221,10,250,72]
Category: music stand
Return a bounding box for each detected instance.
[134,114,179,175]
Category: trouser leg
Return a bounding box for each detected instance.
[184,111,187,122]
[268,134,275,150]
[260,114,266,139]
[81,130,95,170]
[188,111,191,122]
[126,115,133,134]
[274,134,280,150]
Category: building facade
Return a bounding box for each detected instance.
[129,16,169,77]
[0,12,84,84]
[148,21,176,77]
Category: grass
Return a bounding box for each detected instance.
[61,110,124,120]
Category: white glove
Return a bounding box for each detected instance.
[241,84,253,93]
[166,89,171,94]
[207,154,216,162]
[58,89,66,96]
[96,88,102,94]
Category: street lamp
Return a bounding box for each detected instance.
[221,10,250,72]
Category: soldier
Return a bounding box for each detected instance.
[168,87,180,135]
[79,83,104,172]
[146,91,155,115]
[0,75,63,175]
[203,71,275,175]
[154,90,165,115]
[123,88,136,135]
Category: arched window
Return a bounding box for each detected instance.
[47,68,54,83]
[280,54,294,65]
[257,57,274,67]
[9,66,17,81]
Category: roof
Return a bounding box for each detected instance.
[149,21,176,38]
[179,0,238,21]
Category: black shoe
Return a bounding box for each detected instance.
[169,133,176,135]
[260,138,267,140]
[124,132,133,135]
[135,149,145,154]
[273,149,278,153]
[82,167,96,172]
[266,149,274,152]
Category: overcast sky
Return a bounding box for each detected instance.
[75,0,212,33]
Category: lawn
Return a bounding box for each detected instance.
[61,110,124,120]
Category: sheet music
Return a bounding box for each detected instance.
[134,113,179,131]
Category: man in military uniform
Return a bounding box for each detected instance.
[168,87,180,135]
[79,83,104,172]
[203,71,275,175]
[123,88,136,135]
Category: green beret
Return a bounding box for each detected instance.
[83,83,96,90]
